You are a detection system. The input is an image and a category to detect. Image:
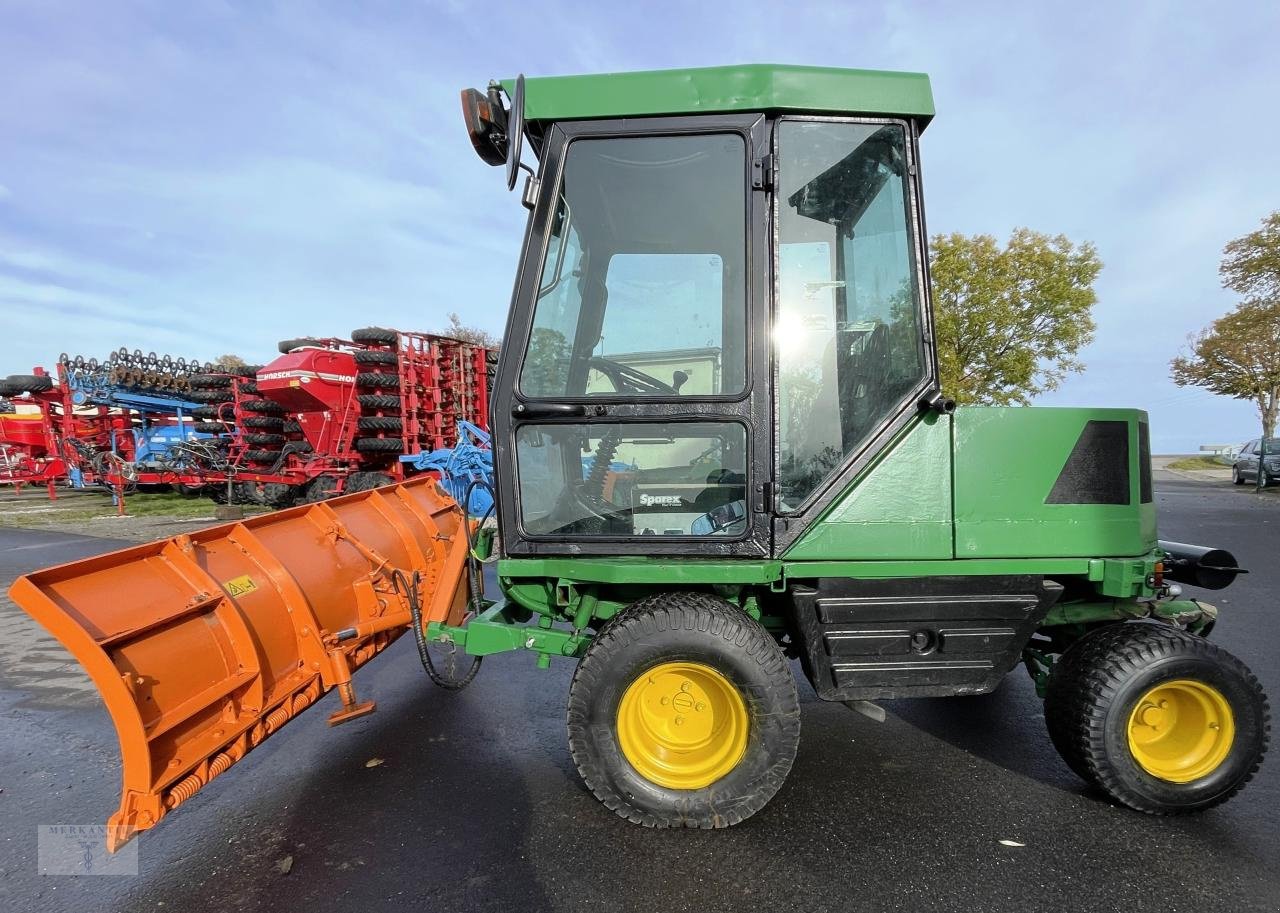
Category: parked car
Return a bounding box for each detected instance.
[1232,438,1280,486]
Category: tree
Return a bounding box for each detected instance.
[1171,212,1280,440]
[214,354,247,369]
[1220,210,1280,300]
[437,312,501,349]
[929,229,1102,405]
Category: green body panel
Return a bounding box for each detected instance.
[784,414,953,560]
[953,407,1157,558]
[499,554,1157,600]
[497,556,783,585]
[508,64,934,127]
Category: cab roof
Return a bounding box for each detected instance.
[505,64,934,130]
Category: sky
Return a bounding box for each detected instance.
[1,0,1278,452]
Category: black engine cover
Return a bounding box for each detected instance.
[788,575,1063,701]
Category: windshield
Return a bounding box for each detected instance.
[774,120,927,510]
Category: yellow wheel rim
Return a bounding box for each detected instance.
[1126,679,1235,783]
[616,661,749,790]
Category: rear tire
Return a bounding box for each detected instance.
[1044,622,1268,813]
[567,592,800,828]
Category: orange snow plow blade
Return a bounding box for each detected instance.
[8,477,471,851]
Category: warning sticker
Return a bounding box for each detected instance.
[224,575,258,597]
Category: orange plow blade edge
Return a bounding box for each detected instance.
[7,477,471,851]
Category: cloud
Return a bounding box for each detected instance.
[0,0,1278,453]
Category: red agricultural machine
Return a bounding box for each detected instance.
[1,371,66,490]
[185,327,493,506]
[2,328,495,505]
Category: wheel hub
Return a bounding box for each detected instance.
[616,661,748,789]
[1126,679,1235,783]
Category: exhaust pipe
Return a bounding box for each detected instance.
[1158,540,1246,590]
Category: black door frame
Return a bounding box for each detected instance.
[492,113,773,558]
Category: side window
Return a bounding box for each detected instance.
[774,121,927,510]
[518,133,747,399]
[516,423,748,538]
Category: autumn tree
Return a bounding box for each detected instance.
[1171,211,1280,438]
[214,354,247,369]
[1220,211,1280,300]
[930,229,1102,405]
[437,312,501,349]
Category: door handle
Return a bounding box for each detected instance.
[511,402,588,418]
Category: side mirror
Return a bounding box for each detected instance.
[460,85,508,167]
[506,74,526,191]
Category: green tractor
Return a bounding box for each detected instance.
[14,65,1268,848]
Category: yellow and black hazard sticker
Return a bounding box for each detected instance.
[223,574,258,598]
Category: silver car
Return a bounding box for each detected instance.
[1232,438,1280,486]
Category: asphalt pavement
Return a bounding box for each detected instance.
[1,473,1277,913]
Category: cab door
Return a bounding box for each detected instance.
[491,114,771,557]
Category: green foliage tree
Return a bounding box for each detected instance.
[1172,211,1280,438]
[930,229,1102,405]
[214,354,247,369]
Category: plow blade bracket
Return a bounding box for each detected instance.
[8,477,471,851]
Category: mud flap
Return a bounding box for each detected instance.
[8,477,471,851]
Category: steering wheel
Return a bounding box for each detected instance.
[587,357,679,396]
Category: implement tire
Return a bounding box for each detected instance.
[278,337,319,354]
[567,592,800,828]
[241,399,285,415]
[1045,622,1268,813]
[356,371,400,388]
[242,415,284,429]
[4,374,55,393]
[355,436,404,453]
[357,394,401,410]
[188,374,231,387]
[354,349,398,366]
[351,326,398,345]
[346,471,395,492]
[357,416,403,432]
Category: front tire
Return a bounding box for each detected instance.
[567,592,800,827]
[1232,466,1244,485]
[1045,623,1268,813]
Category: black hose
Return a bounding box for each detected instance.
[393,567,481,691]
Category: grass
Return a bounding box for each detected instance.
[0,489,262,528]
[1166,456,1228,471]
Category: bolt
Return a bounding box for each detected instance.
[1209,722,1221,730]
[1159,700,1169,709]
[680,681,691,692]
[695,702,706,712]
[675,717,685,726]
